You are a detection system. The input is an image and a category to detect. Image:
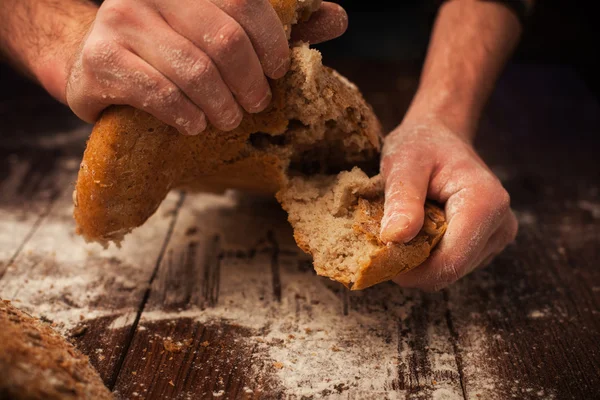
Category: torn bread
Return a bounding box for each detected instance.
[73,0,447,289]
[277,168,447,290]
[73,43,381,245]
[0,300,112,400]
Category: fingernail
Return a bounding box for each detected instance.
[218,105,244,131]
[380,213,411,243]
[178,115,205,136]
[248,88,272,113]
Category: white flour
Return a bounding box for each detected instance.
[0,187,539,399]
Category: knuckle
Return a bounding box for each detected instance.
[156,85,183,108]
[495,188,511,213]
[481,178,511,214]
[98,1,135,27]
[228,0,252,11]
[214,22,246,55]
[186,57,214,91]
[81,38,120,69]
[133,70,161,93]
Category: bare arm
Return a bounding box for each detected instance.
[0,0,347,134]
[0,0,97,102]
[382,0,533,291]
[404,0,528,139]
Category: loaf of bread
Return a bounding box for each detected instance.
[0,300,112,400]
[73,0,447,289]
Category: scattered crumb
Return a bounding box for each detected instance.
[273,362,284,369]
[163,338,192,353]
[70,324,87,337]
[529,310,547,319]
[168,380,175,387]
[201,341,210,347]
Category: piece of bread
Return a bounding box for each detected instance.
[73,45,381,245]
[73,0,447,289]
[0,300,112,400]
[277,168,447,290]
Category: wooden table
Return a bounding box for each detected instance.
[0,61,598,400]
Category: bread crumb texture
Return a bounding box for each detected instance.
[73,0,446,289]
[0,299,112,400]
[277,168,447,289]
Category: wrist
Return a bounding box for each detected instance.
[402,82,482,143]
[32,48,73,104]
[2,0,98,105]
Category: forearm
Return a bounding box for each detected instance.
[0,0,97,103]
[404,0,526,140]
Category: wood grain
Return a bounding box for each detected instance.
[0,151,185,386]
[1,63,599,399]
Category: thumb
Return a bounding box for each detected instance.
[291,2,348,44]
[380,149,433,244]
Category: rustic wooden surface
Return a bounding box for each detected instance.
[0,61,599,400]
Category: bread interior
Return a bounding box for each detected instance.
[246,44,380,179]
[276,167,385,285]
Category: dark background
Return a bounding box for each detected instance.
[1,1,598,104]
[315,1,599,100]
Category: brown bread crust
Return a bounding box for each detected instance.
[0,300,112,400]
[351,200,447,290]
[72,0,447,289]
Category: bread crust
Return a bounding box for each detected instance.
[351,201,447,290]
[73,43,381,245]
[277,172,447,290]
[72,0,447,289]
[0,300,112,400]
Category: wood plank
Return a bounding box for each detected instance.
[2,61,598,399]
[446,222,600,399]
[442,65,600,399]
[111,191,465,399]
[0,170,184,387]
[0,121,88,277]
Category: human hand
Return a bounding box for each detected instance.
[64,0,347,135]
[380,118,518,291]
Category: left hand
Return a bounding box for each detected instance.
[380,117,518,291]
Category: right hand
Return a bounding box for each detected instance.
[65,0,348,135]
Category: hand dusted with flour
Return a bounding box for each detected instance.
[379,0,523,290]
[73,0,447,290]
[61,0,345,134]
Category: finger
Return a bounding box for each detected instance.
[380,143,434,244]
[68,42,206,135]
[291,2,349,44]
[393,182,511,291]
[155,0,271,113]
[477,211,519,269]
[211,0,290,79]
[120,16,243,131]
